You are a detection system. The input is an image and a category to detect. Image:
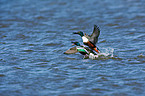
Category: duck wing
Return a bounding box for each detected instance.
[64,46,78,54]
[89,25,100,45]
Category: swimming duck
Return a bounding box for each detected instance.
[72,41,97,55]
[73,25,100,53]
[64,42,89,55]
[64,42,97,58]
[71,42,89,55]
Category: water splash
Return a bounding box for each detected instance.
[89,47,114,59]
[100,47,114,57]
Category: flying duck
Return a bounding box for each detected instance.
[73,25,100,53]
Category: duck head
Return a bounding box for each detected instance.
[71,41,81,46]
[73,31,84,37]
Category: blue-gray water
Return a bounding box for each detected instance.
[0,0,145,96]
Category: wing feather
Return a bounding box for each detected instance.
[64,47,78,54]
[89,25,100,44]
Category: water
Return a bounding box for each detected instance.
[0,0,145,96]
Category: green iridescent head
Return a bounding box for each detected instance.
[71,41,81,46]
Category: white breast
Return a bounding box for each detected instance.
[82,36,88,43]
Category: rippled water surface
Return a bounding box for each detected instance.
[0,0,145,96]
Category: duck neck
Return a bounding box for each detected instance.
[82,36,89,43]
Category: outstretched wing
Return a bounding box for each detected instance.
[64,47,78,54]
[89,25,100,45]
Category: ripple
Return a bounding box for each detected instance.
[0,42,6,44]
[64,57,77,60]
[0,23,10,28]
[91,88,109,92]
[132,15,145,20]
[13,67,22,69]
[0,35,7,39]
[105,23,119,27]
[99,40,107,43]
[111,56,123,61]
[21,43,36,46]
[72,84,80,88]
[137,54,145,58]
[35,16,45,19]
[15,34,29,39]
[36,59,49,62]
[93,56,122,61]
[0,74,5,77]
[43,43,60,46]
[111,93,128,96]
[21,49,34,52]
[76,77,86,80]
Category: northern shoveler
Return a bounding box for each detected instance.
[73,25,100,53]
[64,41,97,58]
